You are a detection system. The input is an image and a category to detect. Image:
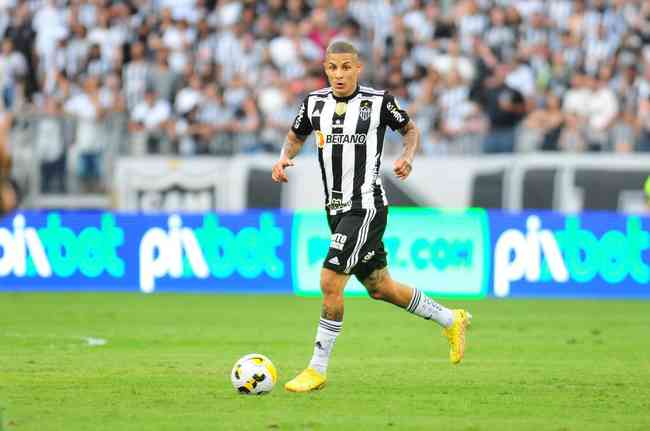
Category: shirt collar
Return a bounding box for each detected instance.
[332,85,360,102]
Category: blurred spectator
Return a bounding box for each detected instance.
[0,38,27,110]
[83,43,110,77]
[637,94,650,152]
[474,64,527,153]
[87,8,125,68]
[64,75,109,192]
[584,66,619,151]
[129,86,171,156]
[485,7,516,61]
[437,69,484,153]
[35,97,66,193]
[259,84,295,153]
[611,64,639,153]
[65,24,91,81]
[225,74,260,153]
[4,2,37,100]
[101,71,127,156]
[269,19,321,80]
[522,92,564,152]
[431,38,476,83]
[169,103,205,155]
[505,55,536,106]
[122,41,150,112]
[175,73,203,116]
[162,16,195,73]
[149,47,180,104]
[308,8,338,54]
[197,83,234,154]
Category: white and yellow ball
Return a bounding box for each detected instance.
[230,353,277,395]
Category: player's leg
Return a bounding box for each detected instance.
[285,210,365,392]
[285,268,349,392]
[344,207,451,322]
[360,266,454,327]
[359,266,471,364]
[309,268,349,373]
[350,204,470,364]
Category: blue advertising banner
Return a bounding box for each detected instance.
[0,211,293,293]
[2,209,649,298]
[488,211,650,298]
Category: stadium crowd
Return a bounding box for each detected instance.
[2,0,650,194]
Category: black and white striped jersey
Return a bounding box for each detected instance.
[291,85,410,215]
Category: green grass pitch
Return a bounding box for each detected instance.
[1,293,649,431]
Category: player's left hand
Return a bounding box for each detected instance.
[393,158,412,180]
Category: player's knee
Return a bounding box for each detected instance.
[320,269,345,298]
[366,285,384,300]
[363,269,389,301]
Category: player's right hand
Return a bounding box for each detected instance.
[272,158,295,183]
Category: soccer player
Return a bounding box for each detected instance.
[271,41,472,392]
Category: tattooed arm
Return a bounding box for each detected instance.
[272,130,307,183]
[394,120,420,180]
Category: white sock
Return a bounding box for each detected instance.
[308,317,342,375]
[406,288,454,328]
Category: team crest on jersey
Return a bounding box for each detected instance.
[315,131,325,148]
[359,104,371,121]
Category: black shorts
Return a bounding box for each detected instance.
[323,206,388,282]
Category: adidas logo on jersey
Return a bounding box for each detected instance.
[328,256,340,266]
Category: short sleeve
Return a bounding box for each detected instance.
[291,97,313,136]
[380,92,410,130]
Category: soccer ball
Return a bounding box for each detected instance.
[230,353,277,395]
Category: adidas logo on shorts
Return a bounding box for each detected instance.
[362,250,375,262]
[328,256,340,266]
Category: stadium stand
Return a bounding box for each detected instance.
[2,0,650,198]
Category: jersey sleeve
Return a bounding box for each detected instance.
[290,97,313,136]
[380,92,410,130]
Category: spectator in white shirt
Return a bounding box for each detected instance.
[163,17,195,73]
[87,8,124,67]
[0,38,27,110]
[431,38,476,82]
[585,66,619,151]
[268,20,322,80]
[129,86,172,155]
[64,75,108,192]
[175,73,203,115]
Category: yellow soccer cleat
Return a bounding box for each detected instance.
[284,367,327,392]
[443,309,472,364]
